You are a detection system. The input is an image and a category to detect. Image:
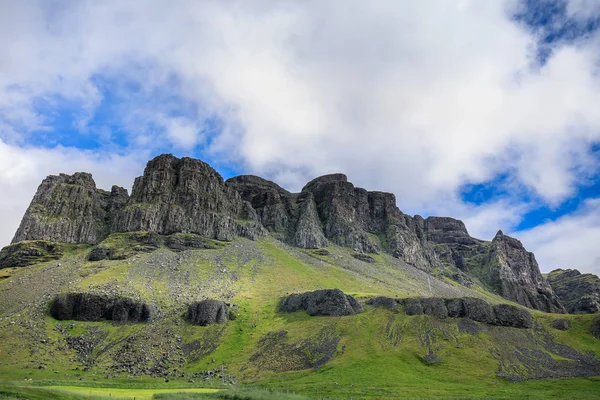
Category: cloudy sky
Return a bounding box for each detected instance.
[1,0,600,275]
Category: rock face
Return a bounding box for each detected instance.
[50,293,153,324]
[13,173,129,244]
[114,155,266,241]
[279,289,363,316]
[482,231,564,314]
[0,240,62,269]
[187,300,228,326]
[547,269,600,314]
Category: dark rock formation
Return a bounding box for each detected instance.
[400,297,532,328]
[114,154,266,241]
[0,240,62,269]
[446,298,466,318]
[13,172,129,244]
[593,316,600,340]
[366,296,398,311]
[462,297,496,324]
[87,246,112,261]
[187,300,228,326]
[293,192,328,249]
[403,298,424,315]
[164,233,217,252]
[50,293,152,324]
[547,269,600,314]
[279,289,363,316]
[551,318,571,331]
[226,175,294,235]
[421,298,448,319]
[492,304,533,328]
[482,231,564,314]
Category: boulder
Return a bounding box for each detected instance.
[187,300,228,326]
[279,289,363,316]
[50,293,152,323]
[492,304,533,328]
[551,318,571,331]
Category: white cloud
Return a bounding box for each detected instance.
[516,198,600,276]
[1,0,600,274]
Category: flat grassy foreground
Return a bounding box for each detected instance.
[1,377,600,400]
[0,382,309,400]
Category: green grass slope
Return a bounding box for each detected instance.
[0,233,599,399]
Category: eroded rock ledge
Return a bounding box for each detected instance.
[367,296,533,328]
[0,240,63,269]
[280,289,363,316]
[50,293,153,324]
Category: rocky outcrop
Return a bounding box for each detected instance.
[293,192,328,249]
[482,231,564,314]
[50,293,153,324]
[279,289,363,316]
[187,300,229,326]
[547,269,600,314]
[226,175,294,235]
[12,173,129,244]
[492,304,533,328]
[114,155,266,241]
[366,296,398,310]
[551,318,571,331]
[396,297,533,328]
[0,240,62,269]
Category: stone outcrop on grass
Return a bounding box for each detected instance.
[50,293,153,324]
[371,296,534,329]
[187,300,229,326]
[280,289,363,316]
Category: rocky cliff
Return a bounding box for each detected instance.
[7,153,567,313]
[12,173,128,244]
[548,269,600,313]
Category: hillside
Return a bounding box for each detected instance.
[0,154,599,399]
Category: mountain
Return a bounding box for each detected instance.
[0,153,598,398]
[4,154,568,313]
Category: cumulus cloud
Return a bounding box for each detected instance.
[517,198,600,276]
[1,0,600,273]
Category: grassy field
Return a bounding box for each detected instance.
[0,235,599,399]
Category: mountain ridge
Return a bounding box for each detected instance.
[2,153,577,314]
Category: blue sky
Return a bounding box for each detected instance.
[2,0,600,275]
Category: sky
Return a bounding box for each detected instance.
[1,0,600,275]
